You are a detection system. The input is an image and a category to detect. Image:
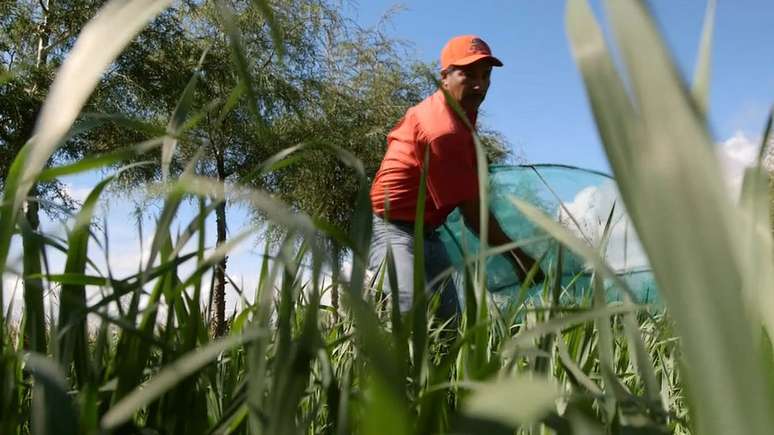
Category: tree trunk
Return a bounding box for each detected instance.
[25,184,41,230]
[212,146,228,337]
[331,282,339,312]
[213,201,228,336]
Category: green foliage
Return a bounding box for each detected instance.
[0,0,104,220]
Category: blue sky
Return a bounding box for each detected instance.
[347,0,774,172]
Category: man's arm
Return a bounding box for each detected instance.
[459,198,545,284]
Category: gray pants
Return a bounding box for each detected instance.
[368,214,460,319]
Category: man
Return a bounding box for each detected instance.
[368,35,542,319]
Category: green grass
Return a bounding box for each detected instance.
[2,0,774,434]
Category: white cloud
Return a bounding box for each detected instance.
[716,131,770,198]
[559,181,649,272]
[105,235,154,277]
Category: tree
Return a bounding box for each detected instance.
[3,0,512,337]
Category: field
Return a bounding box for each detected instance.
[1,0,773,434]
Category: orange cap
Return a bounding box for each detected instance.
[440,35,503,71]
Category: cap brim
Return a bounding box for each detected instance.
[449,54,503,68]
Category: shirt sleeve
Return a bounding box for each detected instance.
[423,133,479,209]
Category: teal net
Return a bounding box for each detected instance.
[438,164,658,305]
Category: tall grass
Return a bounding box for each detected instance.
[1,0,773,434]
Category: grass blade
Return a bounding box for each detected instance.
[509,303,635,350]
[25,353,79,435]
[691,0,716,116]
[57,175,115,387]
[216,1,263,125]
[0,144,31,323]
[102,330,265,430]
[21,219,46,353]
[162,50,207,181]
[37,141,160,182]
[251,0,285,59]
[738,109,774,344]
[567,0,774,433]
[411,144,430,386]
[463,376,559,428]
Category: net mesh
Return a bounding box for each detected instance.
[438,164,658,305]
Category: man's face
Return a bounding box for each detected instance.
[441,60,493,113]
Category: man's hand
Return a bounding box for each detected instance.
[507,248,546,286]
[460,198,546,285]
